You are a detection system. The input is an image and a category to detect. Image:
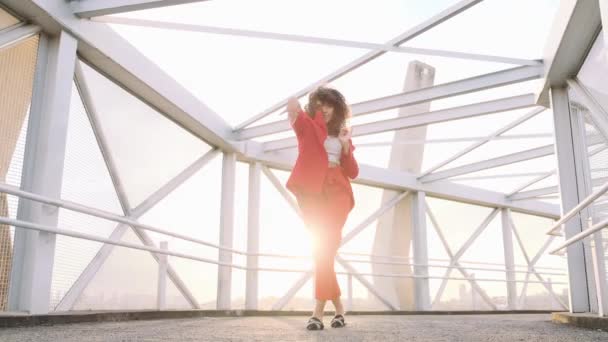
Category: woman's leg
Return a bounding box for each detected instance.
[312,299,327,319]
[312,226,342,301]
[331,297,345,316]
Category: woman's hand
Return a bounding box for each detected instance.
[287,97,302,125]
[339,126,352,153]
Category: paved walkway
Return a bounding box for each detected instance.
[0,314,606,341]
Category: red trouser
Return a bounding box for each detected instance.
[296,167,352,301]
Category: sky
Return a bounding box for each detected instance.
[2,0,577,310]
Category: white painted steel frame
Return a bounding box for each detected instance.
[550,86,591,313]
[537,0,601,105]
[95,16,540,66]
[0,0,575,314]
[72,0,211,18]
[8,31,77,314]
[54,64,215,311]
[217,152,236,310]
[508,213,568,310]
[243,66,542,141]
[0,24,40,51]
[420,107,546,177]
[246,163,261,310]
[426,205,498,310]
[501,208,517,310]
[54,150,219,311]
[263,94,538,151]
[234,0,487,130]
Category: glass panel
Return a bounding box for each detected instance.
[402,0,559,60]
[78,60,213,208]
[0,35,38,311]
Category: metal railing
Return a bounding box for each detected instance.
[548,181,608,254]
[0,182,568,312]
[546,180,608,317]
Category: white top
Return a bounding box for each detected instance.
[324,136,342,165]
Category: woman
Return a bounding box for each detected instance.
[285,87,359,330]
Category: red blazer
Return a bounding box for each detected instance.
[285,110,359,209]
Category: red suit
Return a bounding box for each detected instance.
[286,110,359,300]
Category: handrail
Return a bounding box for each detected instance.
[0,182,566,275]
[0,216,567,285]
[546,180,608,236]
[549,217,608,255]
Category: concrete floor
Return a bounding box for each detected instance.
[0,314,606,341]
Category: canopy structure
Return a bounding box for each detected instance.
[0,0,606,318]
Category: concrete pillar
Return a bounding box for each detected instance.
[371,61,435,309]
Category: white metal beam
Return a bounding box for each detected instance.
[8,31,77,314]
[4,0,237,152]
[95,16,540,67]
[501,208,517,310]
[217,152,236,310]
[420,107,546,176]
[241,65,542,141]
[263,94,537,151]
[411,191,430,310]
[420,144,554,183]
[245,162,261,310]
[506,171,555,198]
[354,134,554,147]
[537,0,601,105]
[430,208,499,309]
[74,61,132,213]
[54,149,218,311]
[0,24,40,51]
[72,0,211,18]
[550,86,591,312]
[234,0,486,130]
[509,213,568,310]
[567,78,608,142]
[240,150,560,219]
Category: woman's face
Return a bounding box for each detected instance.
[316,100,334,123]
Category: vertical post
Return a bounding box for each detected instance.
[547,277,555,309]
[347,274,353,312]
[588,218,608,317]
[217,152,236,310]
[412,191,430,310]
[550,86,592,313]
[8,31,77,314]
[245,162,261,310]
[501,208,517,310]
[471,273,477,310]
[157,241,168,310]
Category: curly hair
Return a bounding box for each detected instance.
[304,87,350,137]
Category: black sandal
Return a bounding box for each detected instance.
[306,316,324,330]
[330,314,346,328]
